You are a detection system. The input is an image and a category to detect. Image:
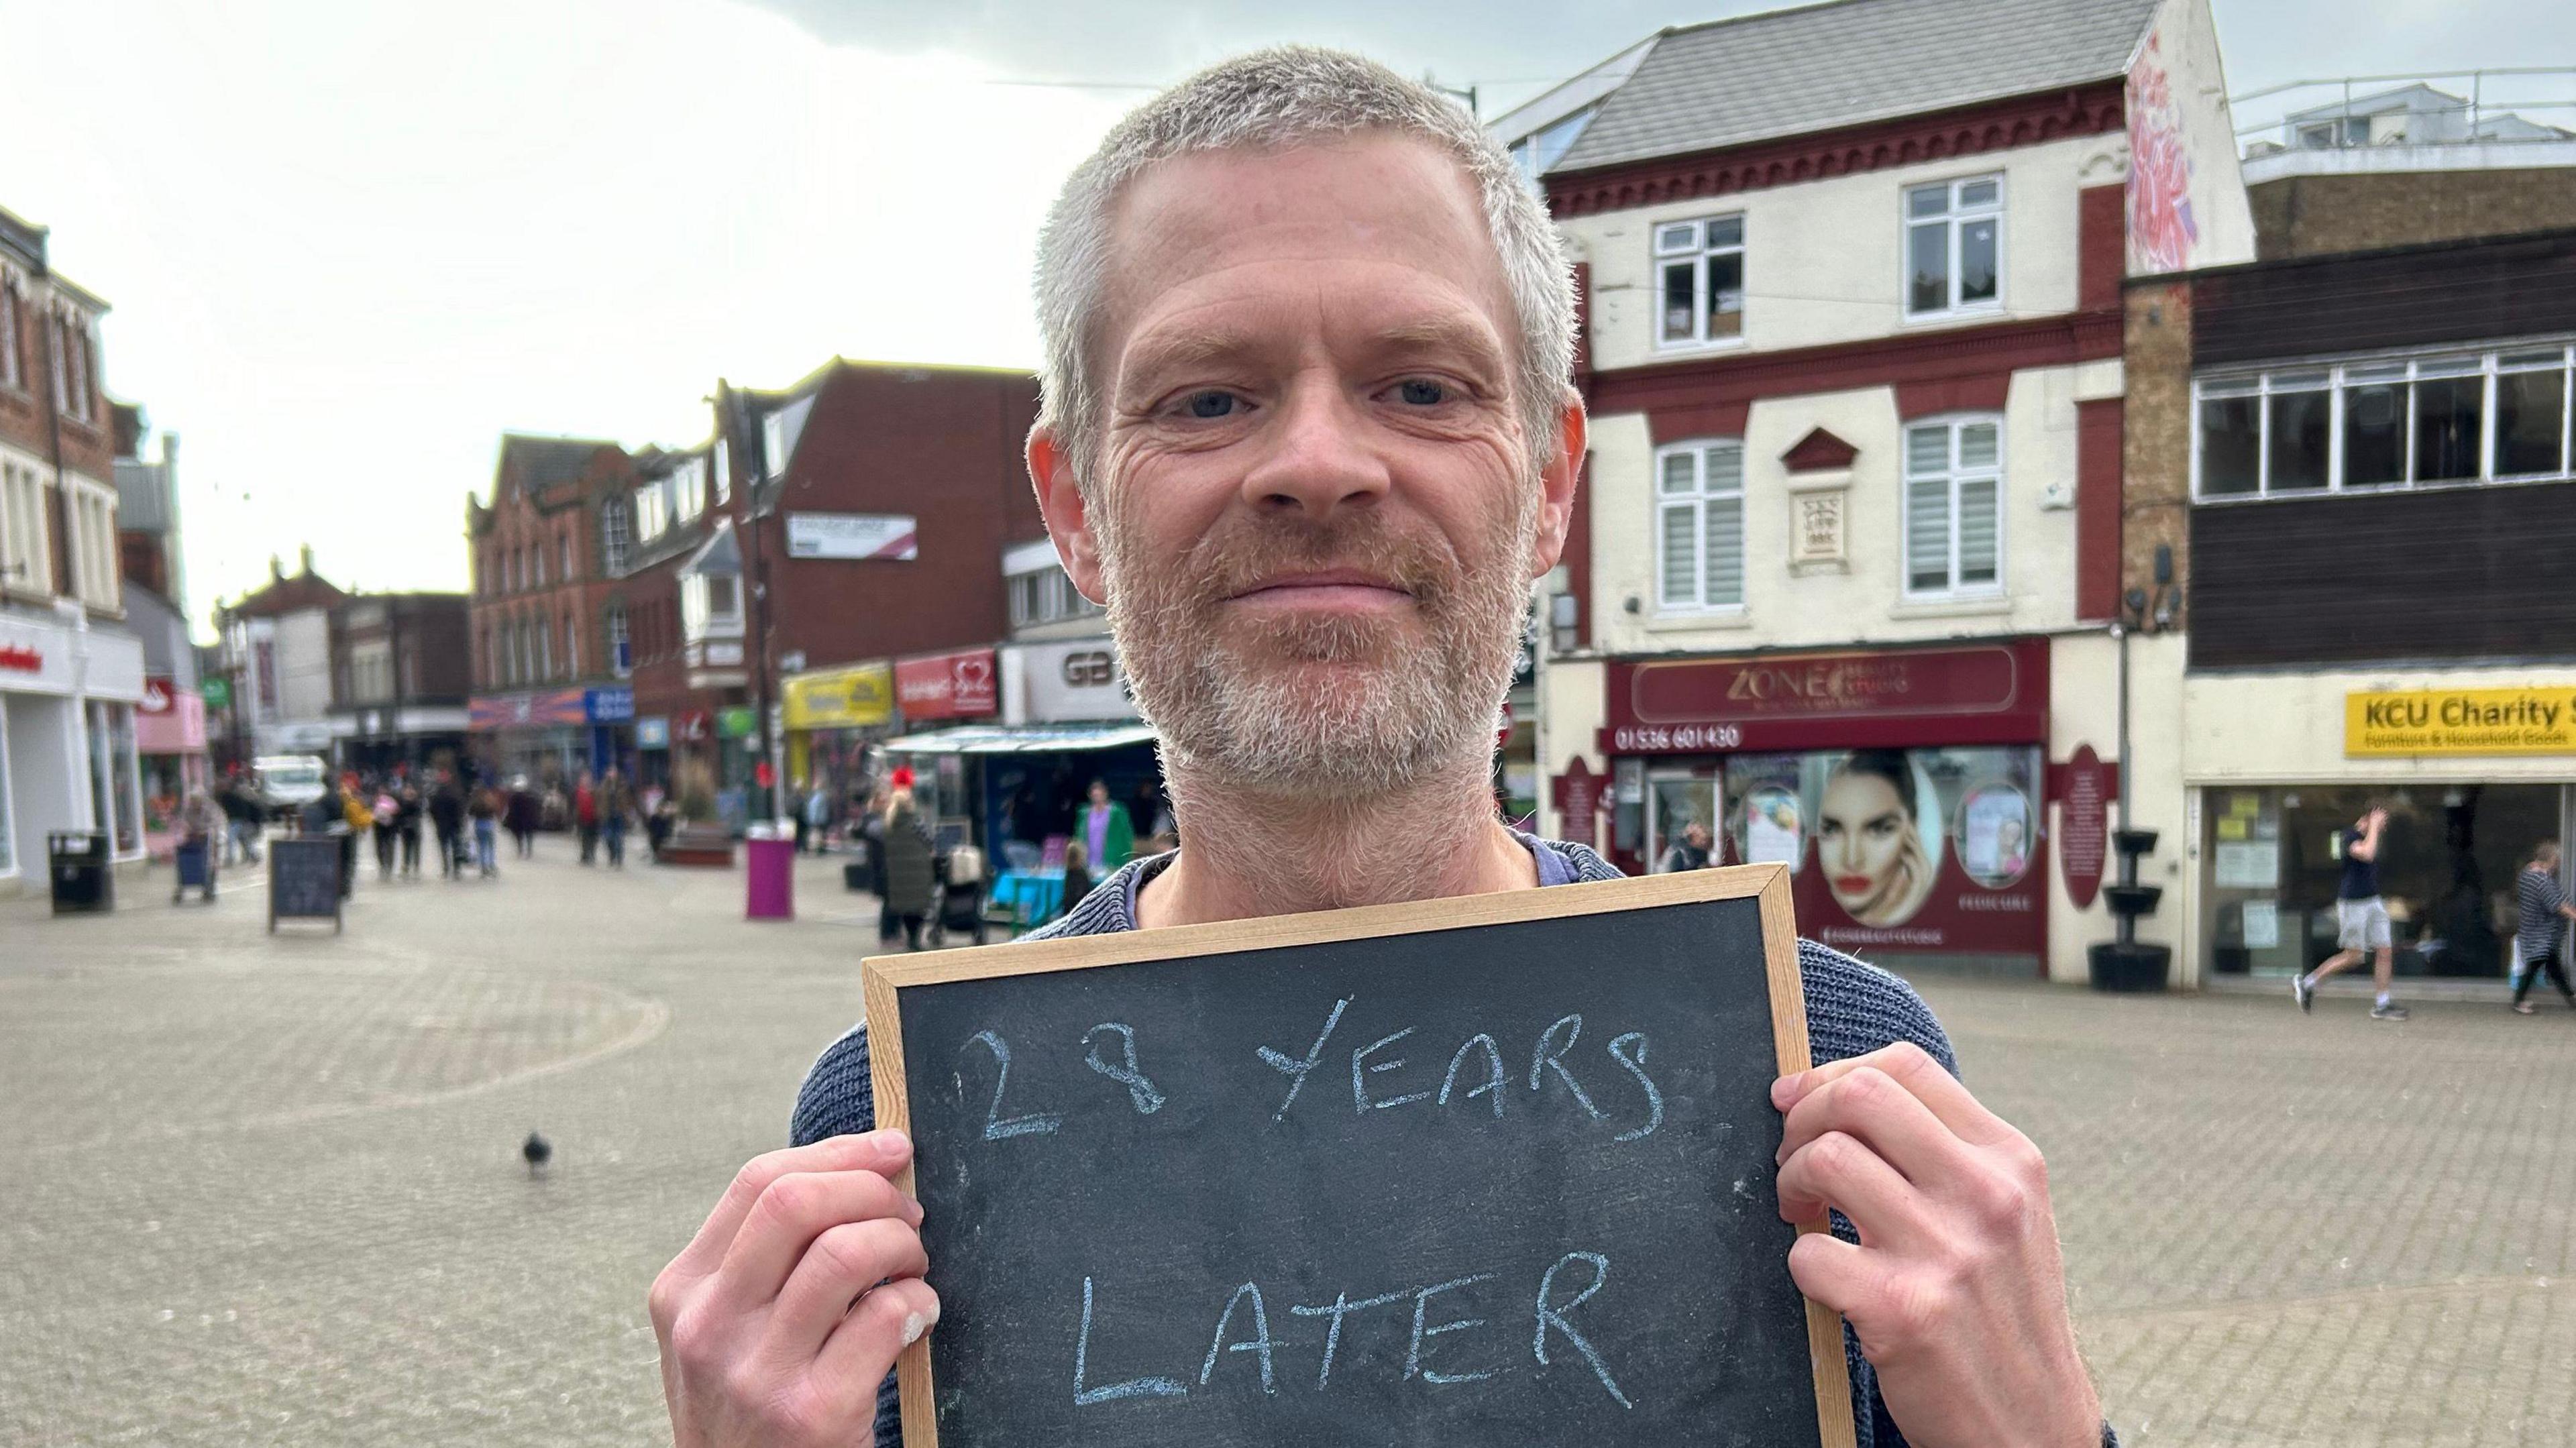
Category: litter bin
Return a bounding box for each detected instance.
[745,828,795,922]
[48,831,114,915]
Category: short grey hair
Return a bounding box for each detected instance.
[1032,46,1577,490]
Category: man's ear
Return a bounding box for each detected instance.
[1028,425,1108,603]
[1527,391,1588,579]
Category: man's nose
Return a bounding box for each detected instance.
[1238,379,1391,521]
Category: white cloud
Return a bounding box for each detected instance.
[0,0,1127,626]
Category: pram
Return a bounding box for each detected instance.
[926,842,991,948]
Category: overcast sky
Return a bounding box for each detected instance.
[3,0,2569,632]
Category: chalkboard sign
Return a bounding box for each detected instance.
[863,864,1850,1448]
[268,836,343,933]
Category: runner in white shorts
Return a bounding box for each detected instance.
[2293,804,2406,1020]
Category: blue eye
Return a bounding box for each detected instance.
[1397,379,1448,405]
[1185,391,1238,419]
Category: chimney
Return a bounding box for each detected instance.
[299,543,315,576]
[269,553,283,581]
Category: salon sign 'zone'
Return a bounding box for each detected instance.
[863,864,1854,1448]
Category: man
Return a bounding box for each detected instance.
[2512,840,2576,1014]
[219,773,264,867]
[1660,820,1715,873]
[427,769,466,881]
[2292,803,2406,1019]
[650,50,2108,1448]
[576,770,601,865]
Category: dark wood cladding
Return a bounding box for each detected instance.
[2191,481,2576,667]
[2193,229,2576,368]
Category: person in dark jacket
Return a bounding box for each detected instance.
[394,775,425,877]
[504,778,541,859]
[599,769,635,869]
[427,773,466,879]
[1658,820,1715,873]
[877,786,937,950]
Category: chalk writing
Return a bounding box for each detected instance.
[963,1030,1063,1140]
[1255,996,1350,1120]
[1083,1022,1166,1115]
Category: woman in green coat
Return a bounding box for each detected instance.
[1079,778,1135,871]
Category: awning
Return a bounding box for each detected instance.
[879,722,1157,755]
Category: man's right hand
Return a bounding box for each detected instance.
[650,1131,936,1447]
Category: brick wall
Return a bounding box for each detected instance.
[2251,169,2576,260]
[2121,280,2194,620]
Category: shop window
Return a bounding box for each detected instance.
[2202,784,2565,980]
[1902,417,2003,598]
[1903,175,2002,318]
[1653,215,1745,348]
[607,603,631,677]
[1654,440,1744,612]
[2194,343,2576,500]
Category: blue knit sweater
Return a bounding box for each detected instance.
[792,838,1958,1448]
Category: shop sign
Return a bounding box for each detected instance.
[718,705,759,739]
[782,661,894,730]
[201,676,231,711]
[2054,744,2110,910]
[1601,639,2048,756]
[0,613,74,692]
[140,677,175,714]
[675,710,713,742]
[635,716,671,749]
[1,643,43,673]
[896,648,999,721]
[2345,686,2576,757]
[786,512,918,561]
[469,689,588,731]
[1008,638,1140,724]
[136,678,208,755]
[1550,757,1603,849]
[585,685,635,724]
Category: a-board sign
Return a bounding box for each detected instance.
[268,837,343,933]
[863,863,1851,1447]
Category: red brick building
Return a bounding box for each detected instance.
[464,435,638,783]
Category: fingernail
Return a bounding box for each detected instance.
[901,1304,938,1345]
[1770,1072,1805,1109]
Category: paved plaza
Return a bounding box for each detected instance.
[1,843,2567,1447]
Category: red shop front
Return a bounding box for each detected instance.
[1588,637,2053,974]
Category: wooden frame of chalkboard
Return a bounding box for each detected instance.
[863,862,1854,1448]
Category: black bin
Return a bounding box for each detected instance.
[48,831,114,915]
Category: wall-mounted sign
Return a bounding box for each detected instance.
[140,677,176,714]
[2055,744,2111,911]
[718,705,759,739]
[1006,638,1138,724]
[782,661,895,730]
[786,512,918,561]
[1603,640,2048,757]
[585,685,635,724]
[201,677,232,711]
[896,649,1000,722]
[2346,687,2576,757]
[1550,756,1603,850]
[0,644,40,673]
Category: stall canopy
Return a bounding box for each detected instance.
[879,722,1156,755]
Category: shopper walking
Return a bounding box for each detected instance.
[394,773,424,877]
[219,775,264,866]
[427,772,464,879]
[600,767,634,869]
[469,781,502,878]
[2512,840,2576,1014]
[574,771,600,865]
[879,785,937,951]
[2294,803,2406,1020]
[505,777,540,860]
[370,782,400,881]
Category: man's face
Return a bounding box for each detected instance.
[1032,133,1580,798]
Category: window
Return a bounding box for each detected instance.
[560,533,574,581]
[1903,418,2004,597]
[1904,176,2003,317]
[682,572,744,641]
[64,479,118,609]
[564,609,580,677]
[635,481,670,543]
[2296,116,2371,150]
[712,438,731,506]
[1653,441,1746,611]
[1508,108,1596,188]
[1,459,51,592]
[2194,343,2576,500]
[673,455,708,524]
[600,497,632,574]
[1006,565,1105,628]
[606,602,631,677]
[0,284,19,390]
[531,542,546,588]
[1654,216,1746,347]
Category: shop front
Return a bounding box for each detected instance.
[137,675,210,858]
[782,659,896,826]
[467,685,634,785]
[884,636,1163,871]
[1595,638,2057,976]
[2187,673,2576,985]
[1,608,149,892]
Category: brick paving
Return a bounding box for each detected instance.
[1,844,2567,1445]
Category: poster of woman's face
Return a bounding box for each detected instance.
[1813,750,1941,928]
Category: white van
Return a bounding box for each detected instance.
[252,755,329,816]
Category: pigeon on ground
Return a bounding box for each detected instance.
[522,1131,553,1178]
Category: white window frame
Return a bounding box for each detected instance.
[600,497,632,575]
[0,282,21,392]
[564,608,580,678]
[1902,174,2006,321]
[64,474,119,610]
[1652,214,1747,351]
[1901,415,2006,600]
[606,602,631,678]
[0,454,54,594]
[1651,439,1748,616]
[2191,339,2576,503]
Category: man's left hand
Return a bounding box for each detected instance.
[1773,1042,2100,1448]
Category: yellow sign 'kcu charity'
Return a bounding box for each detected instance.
[2345,687,2576,757]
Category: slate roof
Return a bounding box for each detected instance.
[496,434,616,502]
[1531,0,2159,175]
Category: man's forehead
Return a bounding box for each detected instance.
[1098,133,1513,353]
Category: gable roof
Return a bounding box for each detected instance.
[1517,0,2159,176]
[495,434,618,504]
